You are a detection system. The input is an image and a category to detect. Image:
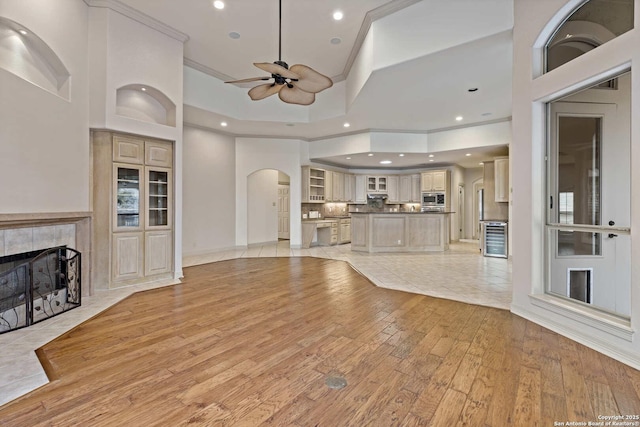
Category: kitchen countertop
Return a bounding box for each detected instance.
[350,211,455,214]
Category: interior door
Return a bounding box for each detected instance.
[547,100,630,316]
[278,185,290,240]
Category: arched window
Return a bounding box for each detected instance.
[545,0,633,72]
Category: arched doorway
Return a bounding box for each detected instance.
[247,169,291,247]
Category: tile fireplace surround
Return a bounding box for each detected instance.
[0,212,92,298]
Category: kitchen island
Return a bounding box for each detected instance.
[350,212,452,253]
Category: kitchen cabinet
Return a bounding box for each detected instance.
[411,174,421,202]
[399,175,411,203]
[367,176,387,192]
[339,218,351,243]
[421,169,449,192]
[494,157,509,202]
[331,171,344,202]
[344,174,355,202]
[317,220,339,246]
[301,166,326,203]
[92,131,174,288]
[387,175,399,203]
[355,175,367,204]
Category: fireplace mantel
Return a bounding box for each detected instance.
[0,212,92,296]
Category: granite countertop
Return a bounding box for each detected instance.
[350,211,455,214]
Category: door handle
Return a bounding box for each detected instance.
[608,233,618,238]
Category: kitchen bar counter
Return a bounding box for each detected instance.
[350,212,451,253]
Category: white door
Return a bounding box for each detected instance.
[278,185,290,240]
[547,100,630,316]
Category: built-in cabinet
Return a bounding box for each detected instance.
[355,175,367,203]
[421,170,449,192]
[494,157,509,202]
[92,132,174,288]
[301,167,326,203]
[399,174,421,203]
[367,176,387,192]
[387,175,399,202]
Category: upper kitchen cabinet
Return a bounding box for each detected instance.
[411,174,421,202]
[302,166,326,203]
[331,171,345,202]
[387,176,400,203]
[494,157,509,203]
[355,175,367,204]
[367,176,387,193]
[344,174,356,203]
[421,170,450,192]
[399,174,422,203]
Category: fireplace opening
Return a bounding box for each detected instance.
[0,246,81,334]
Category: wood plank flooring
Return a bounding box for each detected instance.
[1,257,639,426]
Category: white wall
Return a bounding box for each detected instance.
[236,138,303,248]
[449,165,465,241]
[247,169,279,245]
[182,126,236,256]
[87,5,185,279]
[511,0,640,369]
[0,0,89,213]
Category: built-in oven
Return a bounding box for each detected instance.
[421,192,445,209]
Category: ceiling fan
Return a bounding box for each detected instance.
[224,0,333,106]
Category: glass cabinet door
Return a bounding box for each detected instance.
[146,167,171,228]
[115,166,142,228]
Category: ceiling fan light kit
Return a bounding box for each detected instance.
[225,0,333,105]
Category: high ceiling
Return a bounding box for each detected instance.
[117,0,514,168]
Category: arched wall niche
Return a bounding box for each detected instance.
[0,17,70,99]
[115,84,177,127]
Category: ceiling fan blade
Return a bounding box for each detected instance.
[248,83,284,100]
[279,84,315,105]
[254,62,299,79]
[225,76,271,84]
[289,65,333,93]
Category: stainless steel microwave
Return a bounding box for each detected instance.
[422,192,445,207]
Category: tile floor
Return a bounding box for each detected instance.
[0,241,511,406]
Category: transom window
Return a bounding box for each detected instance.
[545,0,633,72]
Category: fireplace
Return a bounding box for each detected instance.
[0,212,92,332]
[0,246,81,334]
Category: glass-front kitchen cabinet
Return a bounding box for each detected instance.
[92,131,174,289]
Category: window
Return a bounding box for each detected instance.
[545,0,633,72]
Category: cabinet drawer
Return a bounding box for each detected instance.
[330,235,338,244]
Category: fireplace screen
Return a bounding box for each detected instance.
[0,246,81,334]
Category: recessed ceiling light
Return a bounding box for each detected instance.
[220,122,227,127]
[429,159,435,162]
[330,37,342,45]
[343,122,350,128]
[18,29,28,35]
[479,162,484,165]
[398,154,405,157]
[380,160,392,165]
[213,1,225,10]
[468,88,478,92]
[456,116,463,121]
[140,87,147,91]
[346,157,351,160]
[565,33,573,39]
[229,32,241,39]
[428,154,434,158]
[333,11,343,20]
[368,153,374,157]
[465,153,471,157]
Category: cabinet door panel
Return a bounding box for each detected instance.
[421,173,433,192]
[145,231,172,276]
[112,232,144,281]
[114,164,144,231]
[145,140,173,167]
[146,166,172,230]
[113,136,144,164]
[432,171,446,191]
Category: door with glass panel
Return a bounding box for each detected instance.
[547,81,631,317]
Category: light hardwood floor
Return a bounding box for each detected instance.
[1,257,639,426]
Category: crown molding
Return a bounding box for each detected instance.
[183,58,234,82]
[84,0,190,43]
